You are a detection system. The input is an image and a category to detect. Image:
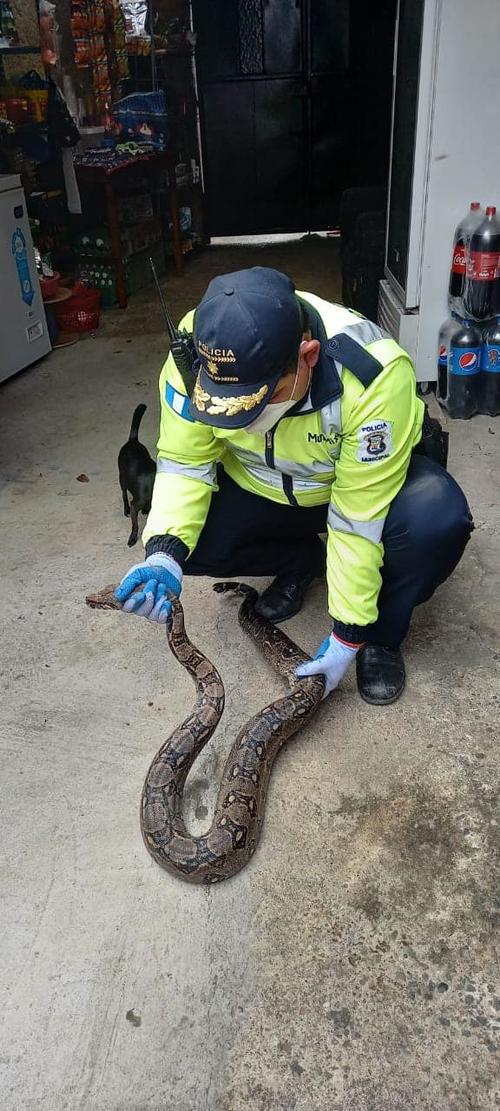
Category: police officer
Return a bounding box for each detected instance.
[115,268,472,705]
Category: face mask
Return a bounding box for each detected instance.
[244,360,308,435]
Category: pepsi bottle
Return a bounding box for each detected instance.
[463,206,500,320]
[446,319,481,419]
[449,202,482,300]
[478,316,500,416]
[437,315,458,401]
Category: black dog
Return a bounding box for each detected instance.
[118,404,156,547]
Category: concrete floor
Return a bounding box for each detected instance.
[1,240,499,1111]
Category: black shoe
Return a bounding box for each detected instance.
[356,644,406,705]
[255,571,317,623]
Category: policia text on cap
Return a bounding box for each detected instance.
[115,268,473,705]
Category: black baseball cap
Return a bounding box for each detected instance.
[189,267,304,428]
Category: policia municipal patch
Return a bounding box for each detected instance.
[357,420,393,463]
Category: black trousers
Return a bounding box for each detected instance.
[185,457,473,649]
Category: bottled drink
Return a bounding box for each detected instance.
[478,316,500,416]
[449,202,482,299]
[437,315,458,401]
[463,206,500,320]
[446,319,481,419]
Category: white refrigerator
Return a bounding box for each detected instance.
[378,0,500,384]
[0,174,51,383]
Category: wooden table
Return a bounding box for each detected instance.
[75,150,184,309]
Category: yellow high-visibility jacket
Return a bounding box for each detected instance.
[143,292,424,640]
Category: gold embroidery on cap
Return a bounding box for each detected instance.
[193,381,268,416]
[192,381,211,408]
[203,353,239,382]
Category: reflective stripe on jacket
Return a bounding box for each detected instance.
[143,291,425,633]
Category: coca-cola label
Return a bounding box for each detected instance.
[451,245,466,274]
[481,343,500,371]
[466,250,500,281]
[449,345,481,375]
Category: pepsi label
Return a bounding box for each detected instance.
[481,343,500,371]
[449,345,481,376]
[438,343,447,367]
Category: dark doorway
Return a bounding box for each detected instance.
[192,0,396,237]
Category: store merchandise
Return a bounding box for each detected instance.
[39,0,58,66]
[441,198,500,417]
[444,319,481,420]
[113,91,168,150]
[463,206,500,321]
[71,0,129,118]
[79,240,165,304]
[73,144,148,167]
[448,202,483,299]
[478,316,500,416]
[17,71,50,125]
[106,0,129,80]
[74,213,161,259]
[117,189,153,224]
[0,0,18,46]
[120,0,150,53]
[436,314,458,402]
[2,95,30,125]
[74,187,165,306]
[126,241,165,293]
[1,71,48,126]
[179,204,191,233]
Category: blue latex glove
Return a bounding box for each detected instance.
[115,553,182,624]
[295,632,360,697]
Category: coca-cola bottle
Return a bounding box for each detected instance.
[463,206,500,320]
[449,202,483,299]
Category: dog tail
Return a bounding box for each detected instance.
[129,403,147,441]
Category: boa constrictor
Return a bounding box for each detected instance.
[86,582,325,884]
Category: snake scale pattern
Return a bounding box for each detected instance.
[86,582,325,884]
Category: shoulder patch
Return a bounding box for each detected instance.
[328,333,384,387]
[165,382,195,422]
[357,420,393,463]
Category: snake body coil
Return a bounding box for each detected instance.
[86,582,325,884]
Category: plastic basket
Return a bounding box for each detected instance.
[55,284,100,332]
[40,271,60,299]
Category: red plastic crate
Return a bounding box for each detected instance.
[55,284,100,332]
